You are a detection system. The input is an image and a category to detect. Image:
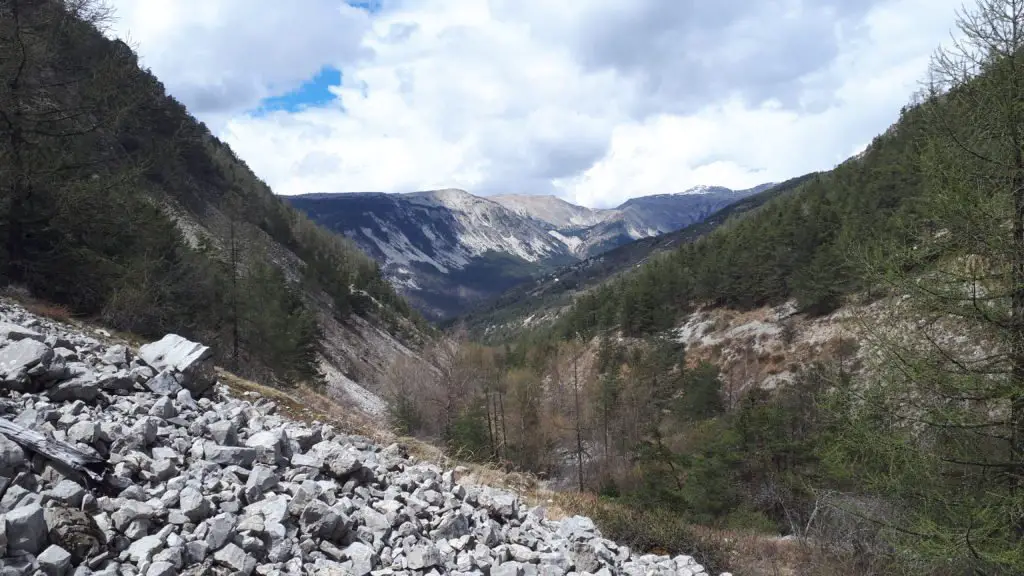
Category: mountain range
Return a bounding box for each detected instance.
[458,175,818,339]
[286,184,773,319]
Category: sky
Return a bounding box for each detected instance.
[106,0,963,208]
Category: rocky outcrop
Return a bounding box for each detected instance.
[0,303,725,575]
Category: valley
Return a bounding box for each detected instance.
[3,0,1024,575]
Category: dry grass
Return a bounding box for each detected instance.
[2,287,75,324]
[690,528,808,576]
[680,525,891,576]
[551,492,730,571]
[216,368,386,438]
[217,369,322,422]
[453,462,544,499]
[216,368,450,466]
[22,301,73,323]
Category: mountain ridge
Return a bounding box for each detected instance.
[455,176,814,339]
[286,184,770,319]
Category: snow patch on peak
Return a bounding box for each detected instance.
[676,184,730,196]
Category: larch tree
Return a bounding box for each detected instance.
[846,0,1024,571]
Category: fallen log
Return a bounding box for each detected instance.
[0,418,107,484]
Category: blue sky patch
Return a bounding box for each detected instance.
[252,67,343,115]
[348,0,383,14]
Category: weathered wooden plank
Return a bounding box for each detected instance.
[0,418,107,483]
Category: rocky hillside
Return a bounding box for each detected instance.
[0,300,727,576]
[285,190,574,321]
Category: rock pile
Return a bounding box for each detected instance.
[0,301,726,576]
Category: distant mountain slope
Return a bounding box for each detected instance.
[286,189,575,320]
[287,184,770,320]
[615,183,777,237]
[456,176,814,339]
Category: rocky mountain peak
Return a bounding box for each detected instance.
[489,194,613,230]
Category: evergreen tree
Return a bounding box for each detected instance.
[837,1,1024,570]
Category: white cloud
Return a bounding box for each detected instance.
[109,0,371,120]
[108,0,963,208]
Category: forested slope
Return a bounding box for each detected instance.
[459,173,820,340]
[0,0,426,388]
[554,100,926,339]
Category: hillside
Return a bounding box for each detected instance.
[286,185,767,320]
[458,175,816,340]
[417,2,1024,573]
[9,1,1024,575]
[0,0,425,401]
[552,104,926,340]
[0,299,726,576]
[285,190,575,321]
[463,98,930,343]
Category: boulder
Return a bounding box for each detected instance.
[480,489,519,519]
[100,345,128,367]
[149,396,177,419]
[137,335,214,396]
[343,541,378,576]
[299,500,347,542]
[205,513,237,551]
[203,443,257,467]
[127,534,165,563]
[44,481,86,508]
[557,515,597,541]
[207,421,238,446]
[46,375,102,402]
[493,562,526,576]
[243,464,278,504]
[67,421,98,445]
[407,543,442,570]
[178,486,211,522]
[570,541,603,574]
[146,561,177,576]
[145,370,182,396]
[0,322,44,343]
[0,338,53,389]
[245,429,288,466]
[6,503,48,554]
[0,434,26,474]
[37,544,73,576]
[213,542,256,576]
